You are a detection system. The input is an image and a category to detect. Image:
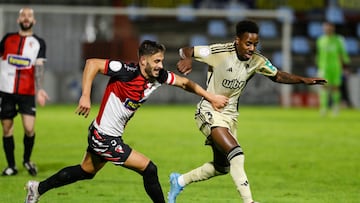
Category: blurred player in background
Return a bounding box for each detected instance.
[168,20,326,203]
[0,7,48,176]
[24,40,228,203]
[316,21,350,116]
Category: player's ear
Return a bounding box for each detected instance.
[139,55,146,66]
[235,37,241,45]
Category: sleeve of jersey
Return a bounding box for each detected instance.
[105,60,126,76]
[193,45,216,66]
[158,69,176,85]
[37,38,46,59]
[0,35,6,54]
[255,59,278,77]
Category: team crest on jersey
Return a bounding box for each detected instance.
[7,54,31,69]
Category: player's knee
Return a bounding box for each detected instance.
[58,165,95,182]
[80,168,95,180]
[142,161,158,182]
[227,146,243,162]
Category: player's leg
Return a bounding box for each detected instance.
[124,149,165,203]
[0,93,18,175]
[42,151,100,193]
[1,118,17,175]
[210,127,254,203]
[176,142,229,186]
[330,71,342,115]
[168,110,223,203]
[25,151,100,203]
[319,85,329,115]
[21,114,38,175]
[168,160,224,202]
[168,140,230,202]
[330,85,340,115]
[87,124,165,203]
[19,95,38,175]
[318,69,330,115]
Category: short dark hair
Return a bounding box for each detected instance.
[138,40,166,57]
[236,20,259,37]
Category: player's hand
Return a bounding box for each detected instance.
[75,95,91,118]
[177,58,193,75]
[304,78,327,85]
[36,89,49,107]
[210,94,229,112]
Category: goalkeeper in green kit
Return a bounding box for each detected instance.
[316,21,350,116]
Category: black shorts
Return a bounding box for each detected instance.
[0,92,36,119]
[87,123,132,165]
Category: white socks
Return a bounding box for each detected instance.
[230,155,253,203]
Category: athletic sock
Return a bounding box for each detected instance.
[332,90,341,114]
[177,175,186,187]
[23,134,35,163]
[142,161,165,203]
[3,136,16,167]
[182,162,221,186]
[229,155,254,203]
[38,165,94,195]
[319,89,328,113]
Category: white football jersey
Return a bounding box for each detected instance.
[193,42,278,120]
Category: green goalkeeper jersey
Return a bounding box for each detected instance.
[316,34,350,74]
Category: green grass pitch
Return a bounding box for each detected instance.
[0,104,359,203]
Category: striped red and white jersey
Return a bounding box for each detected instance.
[93,59,176,137]
[0,32,46,95]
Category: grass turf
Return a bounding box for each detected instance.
[0,104,359,203]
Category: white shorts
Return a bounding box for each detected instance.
[195,109,237,141]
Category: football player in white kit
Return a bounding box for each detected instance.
[168,20,326,203]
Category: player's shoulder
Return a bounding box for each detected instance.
[108,60,139,73]
[5,32,18,36]
[251,51,269,63]
[1,32,18,40]
[209,42,235,54]
[119,61,139,73]
[32,34,46,44]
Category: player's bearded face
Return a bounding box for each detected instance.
[17,8,35,31]
[144,52,164,78]
[19,21,34,31]
[235,33,259,61]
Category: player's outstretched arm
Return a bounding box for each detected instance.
[269,70,327,85]
[177,47,194,75]
[35,59,50,106]
[173,74,228,111]
[75,58,107,118]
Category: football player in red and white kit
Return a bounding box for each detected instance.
[0,7,49,176]
[24,40,229,203]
